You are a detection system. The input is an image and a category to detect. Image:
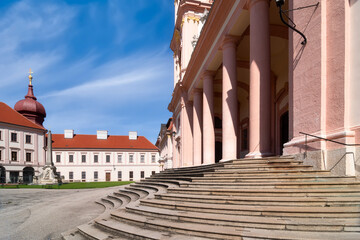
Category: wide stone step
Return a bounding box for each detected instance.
[78,223,127,240]
[224,159,303,166]
[125,205,360,232]
[142,178,190,185]
[155,193,360,206]
[137,180,179,188]
[204,170,332,177]
[180,181,360,189]
[110,209,360,239]
[215,165,314,172]
[140,199,360,218]
[191,175,356,182]
[95,217,212,240]
[163,163,223,173]
[167,187,360,197]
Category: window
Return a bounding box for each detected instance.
[151,171,156,176]
[117,154,122,163]
[94,171,98,180]
[151,155,156,163]
[11,133,17,142]
[129,154,134,163]
[82,155,86,163]
[26,152,31,162]
[56,155,61,163]
[0,130,2,140]
[94,154,98,163]
[69,154,74,163]
[129,171,133,180]
[0,149,2,160]
[81,171,86,180]
[106,155,110,163]
[11,151,17,161]
[69,172,73,180]
[140,154,145,163]
[141,171,145,179]
[118,171,122,181]
[25,135,31,144]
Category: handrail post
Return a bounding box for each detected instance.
[304,134,307,159]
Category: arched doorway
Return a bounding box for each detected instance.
[0,166,5,183]
[279,111,289,155]
[23,167,35,184]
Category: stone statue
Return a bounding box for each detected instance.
[37,130,60,184]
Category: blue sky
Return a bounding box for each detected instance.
[0,0,174,143]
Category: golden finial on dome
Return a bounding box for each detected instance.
[28,68,33,85]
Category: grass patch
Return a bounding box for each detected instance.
[0,181,133,189]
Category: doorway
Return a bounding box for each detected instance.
[279,111,289,155]
[10,171,19,183]
[106,172,111,182]
[0,166,5,183]
[23,167,34,184]
[215,141,222,163]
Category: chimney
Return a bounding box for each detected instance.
[97,130,108,140]
[64,129,74,139]
[129,131,137,140]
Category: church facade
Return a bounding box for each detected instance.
[168,0,360,176]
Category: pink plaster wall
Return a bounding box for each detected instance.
[325,0,345,132]
[291,0,322,138]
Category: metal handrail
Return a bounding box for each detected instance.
[299,132,360,172]
[299,132,360,147]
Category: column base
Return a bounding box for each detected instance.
[220,158,237,163]
[245,151,273,159]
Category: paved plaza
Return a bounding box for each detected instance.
[0,186,124,240]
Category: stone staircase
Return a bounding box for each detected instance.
[62,156,360,240]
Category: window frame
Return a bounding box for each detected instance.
[69,154,74,163]
[25,134,32,144]
[11,132,17,142]
[26,152,32,162]
[11,151,17,161]
[140,154,145,163]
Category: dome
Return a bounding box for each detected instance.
[14,73,46,126]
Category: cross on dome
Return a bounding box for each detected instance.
[28,68,33,85]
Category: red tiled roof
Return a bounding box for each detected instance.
[0,102,46,130]
[52,134,158,150]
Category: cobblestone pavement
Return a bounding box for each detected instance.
[0,186,124,240]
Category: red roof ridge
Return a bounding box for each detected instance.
[0,102,46,130]
[51,133,158,150]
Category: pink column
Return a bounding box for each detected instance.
[181,91,193,166]
[222,36,238,160]
[246,0,272,158]
[203,71,215,164]
[193,89,202,166]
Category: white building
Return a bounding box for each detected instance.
[0,102,46,183]
[155,118,173,170]
[52,130,160,182]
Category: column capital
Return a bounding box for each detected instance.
[202,70,216,79]
[248,0,270,9]
[222,35,240,50]
[192,88,203,95]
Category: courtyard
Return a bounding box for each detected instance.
[0,186,126,240]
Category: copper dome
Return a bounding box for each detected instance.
[14,76,46,126]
